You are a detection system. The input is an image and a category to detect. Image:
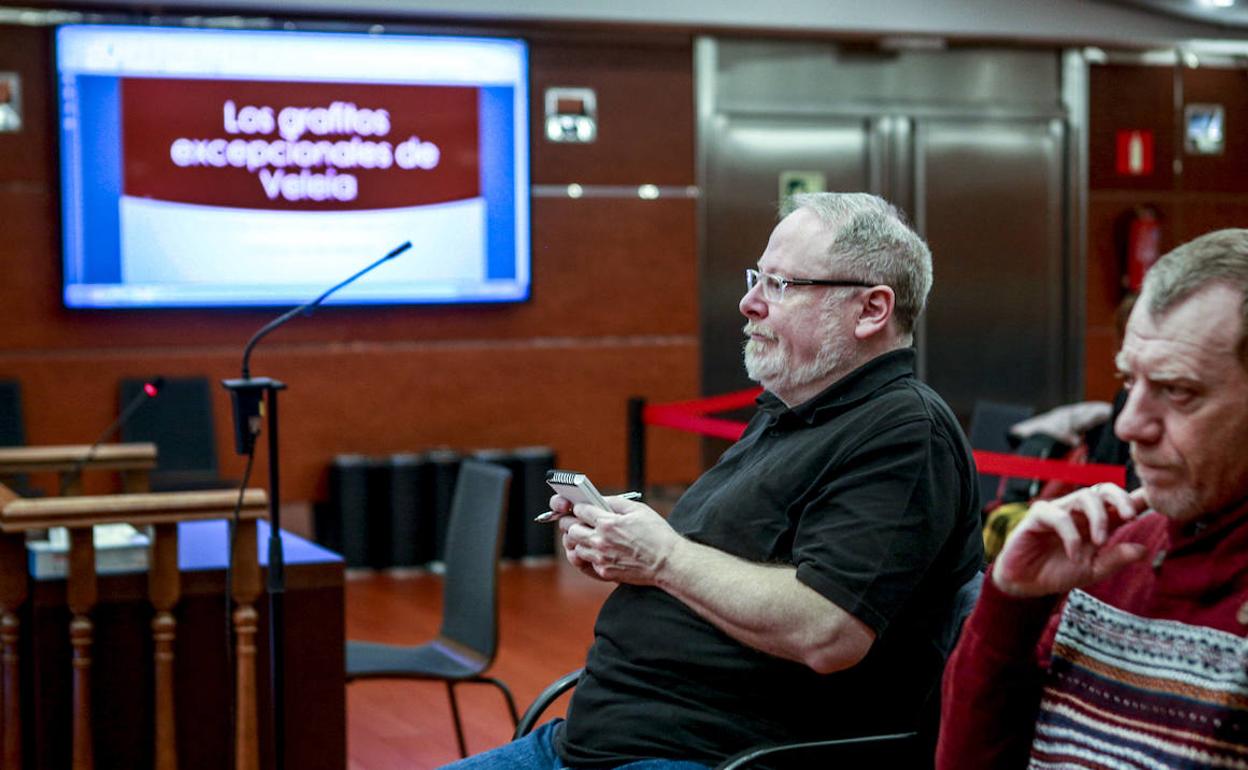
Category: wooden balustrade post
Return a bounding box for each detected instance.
[121,468,150,494]
[148,523,180,770]
[0,529,26,770]
[67,527,98,770]
[59,471,83,497]
[231,519,261,770]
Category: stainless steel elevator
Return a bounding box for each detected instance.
[697,38,1087,424]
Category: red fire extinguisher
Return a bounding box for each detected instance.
[1124,206,1161,293]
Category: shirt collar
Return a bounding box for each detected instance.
[757,348,917,428]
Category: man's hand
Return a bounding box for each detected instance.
[552,495,681,585]
[993,483,1152,598]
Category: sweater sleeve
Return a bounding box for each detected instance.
[935,572,1063,770]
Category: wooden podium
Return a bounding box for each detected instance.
[0,446,344,770]
[22,519,344,770]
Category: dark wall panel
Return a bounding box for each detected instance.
[1085,62,1248,402]
[1181,67,1248,194]
[531,41,694,186]
[1087,64,1175,192]
[0,25,52,183]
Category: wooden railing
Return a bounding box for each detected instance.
[0,482,269,770]
[0,442,157,496]
[0,443,155,768]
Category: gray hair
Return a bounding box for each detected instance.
[1140,228,1248,363]
[781,192,933,336]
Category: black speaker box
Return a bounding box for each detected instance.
[388,453,435,568]
[473,446,556,560]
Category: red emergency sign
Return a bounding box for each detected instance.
[1116,129,1154,176]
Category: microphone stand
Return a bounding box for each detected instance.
[222,240,411,770]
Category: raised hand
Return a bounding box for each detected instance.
[993,484,1151,598]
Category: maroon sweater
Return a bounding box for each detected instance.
[936,500,1248,769]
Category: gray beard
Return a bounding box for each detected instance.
[743,331,852,397]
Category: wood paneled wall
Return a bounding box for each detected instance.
[0,24,702,502]
[1085,62,1248,400]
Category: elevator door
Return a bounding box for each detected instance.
[698,38,1080,426]
[918,117,1070,419]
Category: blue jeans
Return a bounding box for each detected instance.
[439,721,712,770]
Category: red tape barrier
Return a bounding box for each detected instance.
[643,407,752,442]
[973,451,1126,487]
[642,386,763,442]
[641,387,1128,487]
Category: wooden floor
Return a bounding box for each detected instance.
[344,559,617,770]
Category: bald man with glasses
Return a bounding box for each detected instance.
[448,193,983,770]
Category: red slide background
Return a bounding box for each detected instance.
[121,78,481,211]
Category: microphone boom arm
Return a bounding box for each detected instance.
[240,240,412,379]
[59,377,165,496]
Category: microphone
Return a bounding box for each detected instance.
[225,240,411,454]
[60,376,165,495]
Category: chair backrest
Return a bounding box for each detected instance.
[968,401,1035,506]
[0,380,23,447]
[119,376,220,488]
[933,570,983,661]
[910,571,984,768]
[438,459,512,659]
[0,380,33,496]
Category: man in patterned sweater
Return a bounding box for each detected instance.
[937,228,1248,769]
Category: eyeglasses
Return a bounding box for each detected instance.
[744,268,875,304]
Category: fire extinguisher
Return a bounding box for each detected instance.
[1124,206,1161,293]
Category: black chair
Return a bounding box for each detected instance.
[0,380,22,448]
[346,459,517,758]
[118,376,230,492]
[969,401,1035,507]
[0,380,37,496]
[515,572,984,769]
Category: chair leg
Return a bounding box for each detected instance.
[445,681,469,758]
[442,676,518,758]
[478,677,520,727]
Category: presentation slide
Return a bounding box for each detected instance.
[56,25,530,308]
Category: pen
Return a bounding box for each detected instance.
[533,491,643,523]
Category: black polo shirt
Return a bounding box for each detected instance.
[558,348,983,768]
